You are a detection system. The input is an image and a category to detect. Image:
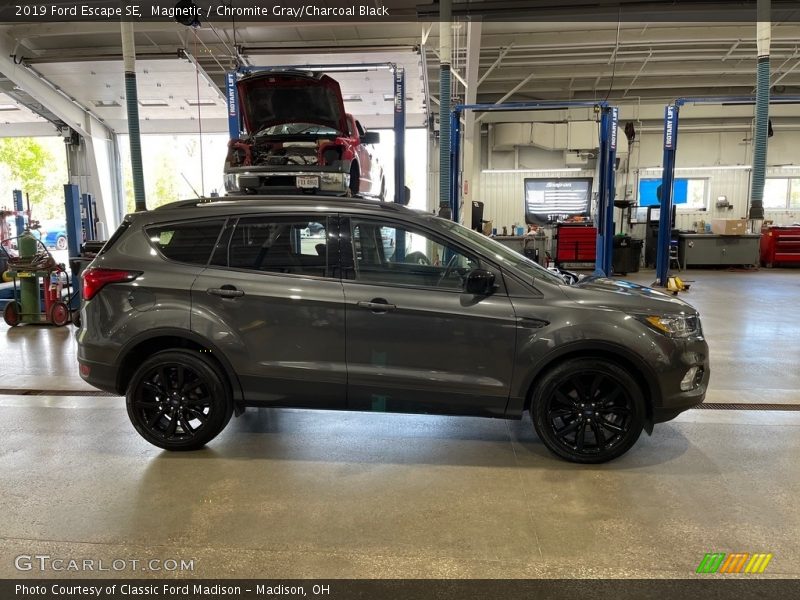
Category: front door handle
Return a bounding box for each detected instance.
[207,285,245,299]
[357,298,396,313]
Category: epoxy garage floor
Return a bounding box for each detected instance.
[1,269,799,579]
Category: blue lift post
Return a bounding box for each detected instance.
[450,101,618,275]
[64,184,83,307]
[12,189,24,236]
[655,94,800,286]
[226,63,406,205]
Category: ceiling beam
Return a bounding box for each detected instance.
[0,30,110,138]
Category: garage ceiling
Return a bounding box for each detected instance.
[2,17,800,136]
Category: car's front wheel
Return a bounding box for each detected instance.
[530,358,645,463]
[126,350,233,451]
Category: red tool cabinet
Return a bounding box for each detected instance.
[760,226,800,267]
[555,223,597,265]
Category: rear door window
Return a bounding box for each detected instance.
[211,216,333,278]
[146,220,225,265]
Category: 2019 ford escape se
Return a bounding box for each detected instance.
[76,197,709,463]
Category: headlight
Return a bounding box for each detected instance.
[634,313,700,338]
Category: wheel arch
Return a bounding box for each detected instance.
[114,329,245,407]
[519,342,659,433]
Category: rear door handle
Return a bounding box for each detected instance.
[207,286,245,299]
[357,299,396,313]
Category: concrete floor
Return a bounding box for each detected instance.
[1,269,799,579]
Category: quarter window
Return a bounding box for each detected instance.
[213,216,330,277]
[146,220,224,265]
[350,220,479,290]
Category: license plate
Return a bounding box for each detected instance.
[296,176,319,189]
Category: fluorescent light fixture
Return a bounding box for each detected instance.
[482,168,585,174]
[0,104,19,111]
[139,99,168,107]
[93,100,120,108]
[343,94,362,102]
[185,99,216,106]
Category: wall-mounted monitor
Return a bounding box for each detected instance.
[524,177,593,224]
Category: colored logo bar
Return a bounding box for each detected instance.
[696,553,773,574]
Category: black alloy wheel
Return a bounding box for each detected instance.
[126,350,232,451]
[531,358,645,463]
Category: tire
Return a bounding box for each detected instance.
[530,358,645,463]
[126,349,233,451]
[378,178,386,202]
[56,236,68,251]
[49,300,70,326]
[3,301,21,327]
[349,163,360,197]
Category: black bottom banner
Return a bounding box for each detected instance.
[2,579,800,600]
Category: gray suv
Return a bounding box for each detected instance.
[77,197,709,463]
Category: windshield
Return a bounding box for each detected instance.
[436,219,566,286]
[257,123,340,136]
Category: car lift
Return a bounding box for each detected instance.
[226,63,407,205]
[449,101,620,276]
[655,95,800,286]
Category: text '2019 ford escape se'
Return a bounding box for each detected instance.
[76,197,709,463]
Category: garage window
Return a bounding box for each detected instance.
[764,178,800,209]
[146,220,225,265]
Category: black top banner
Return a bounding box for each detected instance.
[2,0,800,23]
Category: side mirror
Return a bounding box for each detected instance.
[464,269,496,295]
[361,131,380,145]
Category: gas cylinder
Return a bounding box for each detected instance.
[18,231,41,323]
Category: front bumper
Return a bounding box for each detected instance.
[651,335,710,424]
[224,168,349,195]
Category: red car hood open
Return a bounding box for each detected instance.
[237,71,349,136]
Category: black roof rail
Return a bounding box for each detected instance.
[152,195,412,212]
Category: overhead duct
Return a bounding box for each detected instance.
[121,18,146,212]
[438,0,453,218]
[748,0,770,221]
[492,122,628,155]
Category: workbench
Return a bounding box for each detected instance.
[677,233,760,269]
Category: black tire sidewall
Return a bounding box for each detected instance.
[126,350,233,451]
[531,358,645,464]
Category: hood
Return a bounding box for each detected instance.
[564,276,698,315]
[237,71,349,136]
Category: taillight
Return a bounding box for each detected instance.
[81,267,141,301]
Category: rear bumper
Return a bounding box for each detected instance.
[77,356,119,395]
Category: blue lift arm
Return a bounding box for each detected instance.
[655,94,800,286]
[449,101,618,276]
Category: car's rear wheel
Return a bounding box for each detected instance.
[126,350,233,451]
[3,301,21,327]
[56,236,68,251]
[530,358,645,463]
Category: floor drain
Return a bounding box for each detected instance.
[694,402,800,411]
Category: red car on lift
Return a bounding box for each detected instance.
[223,71,385,200]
